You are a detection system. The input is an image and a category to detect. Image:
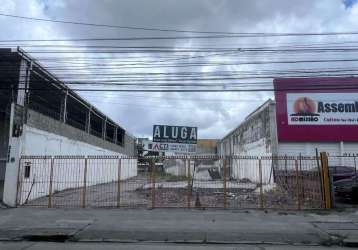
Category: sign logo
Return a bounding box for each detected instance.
[291,97,318,116]
[290,97,319,123]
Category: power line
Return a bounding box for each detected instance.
[3,12,358,38]
[4,85,358,92]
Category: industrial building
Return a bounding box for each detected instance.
[218,77,358,183]
[218,77,358,157]
[0,48,137,206]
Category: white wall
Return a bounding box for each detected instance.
[231,157,273,184]
[230,138,273,183]
[17,156,137,204]
[4,125,137,206]
[164,159,194,177]
[278,142,358,156]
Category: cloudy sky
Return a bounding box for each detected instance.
[1,0,358,139]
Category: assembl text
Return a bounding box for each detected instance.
[317,101,358,113]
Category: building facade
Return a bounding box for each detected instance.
[0,48,137,206]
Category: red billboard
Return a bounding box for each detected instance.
[274,77,358,142]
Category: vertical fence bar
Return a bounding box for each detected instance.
[187,158,191,208]
[82,157,88,208]
[294,158,301,210]
[223,157,228,209]
[150,159,156,209]
[117,157,122,208]
[15,157,23,207]
[299,154,304,201]
[48,157,54,208]
[258,158,264,209]
[283,155,288,190]
[315,148,324,208]
[320,152,332,209]
[354,156,357,179]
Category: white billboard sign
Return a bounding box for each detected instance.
[287,93,358,125]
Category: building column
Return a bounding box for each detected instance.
[114,127,118,144]
[340,141,345,165]
[3,59,32,206]
[60,91,68,123]
[85,107,91,134]
[17,59,31,107]
[102,118,107,140]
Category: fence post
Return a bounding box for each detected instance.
[150,159,156,209]
[223,156,228,209]
[117,157,122,208]
[187,158,191,208]
[258,158,264,209]
[320,152,332,209]
[15,157,23,207]
[82,157,88,208]
[315,148,324,206]
[48,157,54,208]
[294,158,301,210]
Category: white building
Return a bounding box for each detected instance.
[0,48,137,206]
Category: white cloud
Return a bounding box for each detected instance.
[1,0,357,139]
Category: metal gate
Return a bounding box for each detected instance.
[16,155,325,209]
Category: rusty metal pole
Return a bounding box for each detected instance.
[82,157,88,208]
[150,159,156,209]
[117,157,122,208]
[187,158,191,208]
[320,152,332,209]
[223,157,228,209]
[294,158,302,210]
[258,158,264,209]
[48,157,54,208]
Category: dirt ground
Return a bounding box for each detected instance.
[22,172,322,209]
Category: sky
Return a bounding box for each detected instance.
[0,0,358,139]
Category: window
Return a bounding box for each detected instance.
[24,162,31,178]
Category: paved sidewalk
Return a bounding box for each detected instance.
[0,242,350,250]
[0,208,357,247]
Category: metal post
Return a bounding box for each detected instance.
[85,107,91,133]
[114,127,118,144]
[294,159,301,210]
[187,158,191,208]
[82,158,88,208]
[284,155,288,187]
[299,153,304,201]
[117,157,122,208]
[102,118,107,140]
[150,159,156,209]
[315,148,324,207]
[354,156,357,194]
[320,152,332,209]
[61,91,68,123]
[15,157,23,207]
[223,157,228,209]
[48,157,54,208]
[258,158,264,209]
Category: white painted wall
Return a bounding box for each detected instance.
[4,125,137,206]
[230,138,273,184]
[17,156,137,204]
[231,157,273,184]
[165,159,194,177]
[278,142,358,156]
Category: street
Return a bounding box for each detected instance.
[0,242,351,250]
[0,208,357,248]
